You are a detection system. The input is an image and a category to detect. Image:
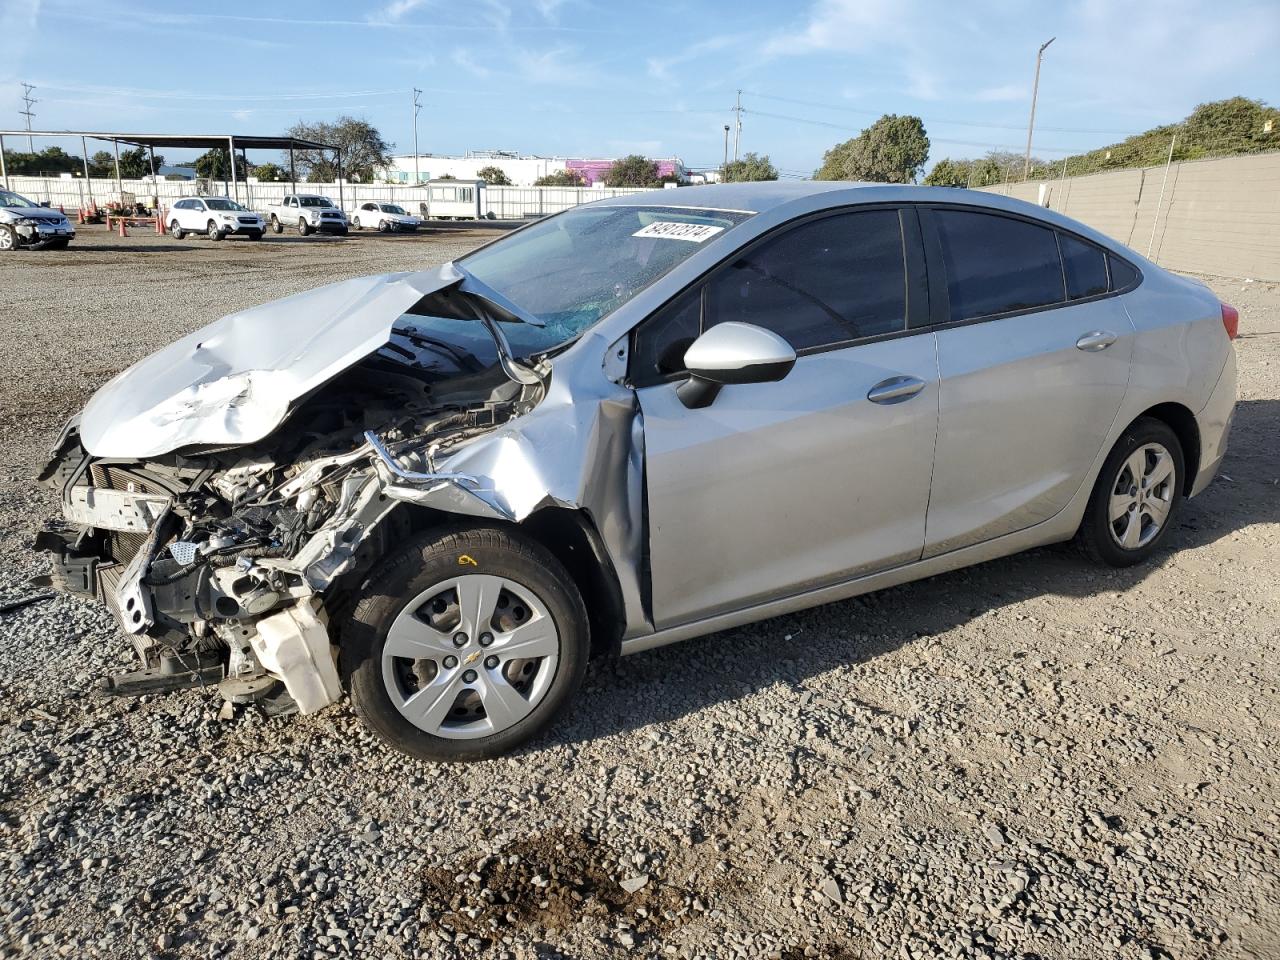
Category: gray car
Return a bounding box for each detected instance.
[36,183,1237,761]
[0,189,76,250]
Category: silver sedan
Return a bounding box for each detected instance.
[38,182,1237,761]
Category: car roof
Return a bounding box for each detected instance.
[589,181,1128,251]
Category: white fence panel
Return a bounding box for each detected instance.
[3,176,656,221]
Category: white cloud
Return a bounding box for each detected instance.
[973,84,1025,103]
[450,48,491,78]
[372,0,430,23]
[647,33,748,84]
[762,0,914,57]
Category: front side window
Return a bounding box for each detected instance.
[703,209,907,351]
[934,210,1065,321]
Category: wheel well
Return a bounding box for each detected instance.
[384,503,625,660]
[519,507,626,661]
[1134,402,1200,495]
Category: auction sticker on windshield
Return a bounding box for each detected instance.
[632,221,725,242]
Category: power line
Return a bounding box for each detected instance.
[742,107,1079,155]
[36,83,405,103]
[740,89,1136,137]
[20,83,37,151]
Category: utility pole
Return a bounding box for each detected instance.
[722,124,730,182]
[732,90,743,163]
[412,88,422,184]
[1022,37,1054,180]
[20,83,37,152]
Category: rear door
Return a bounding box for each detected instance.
[921,207,1134,556]
[634,207,940,628]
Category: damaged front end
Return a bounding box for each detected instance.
[35,272,552,716]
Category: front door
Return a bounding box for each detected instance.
[633,207,940,629]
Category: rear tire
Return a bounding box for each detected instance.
[1077,417,1184,567]
[341,525,589,762]
[353,216,362,230]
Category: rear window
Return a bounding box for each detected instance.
[935,210,1065,321]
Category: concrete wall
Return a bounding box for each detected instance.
[976,152,1280,281]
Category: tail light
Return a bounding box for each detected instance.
[1221,302,1239,340]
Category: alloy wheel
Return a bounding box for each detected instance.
[1108,442,1176,550]
[380,574,559,740]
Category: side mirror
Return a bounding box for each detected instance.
[677,322,796,409]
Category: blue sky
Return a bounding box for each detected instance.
[2,0,1276,176]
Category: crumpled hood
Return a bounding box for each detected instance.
[80,263,463,458]
[2,205,67,222]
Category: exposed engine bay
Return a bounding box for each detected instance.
[36,286,552,716]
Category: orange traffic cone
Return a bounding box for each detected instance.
[58,205,65,215]
[77,208,85,224]
[156,206,165,236]
[118,218,128,238]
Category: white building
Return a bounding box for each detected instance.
[383,151,568,186]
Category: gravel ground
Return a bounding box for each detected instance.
[1,227,1277,960]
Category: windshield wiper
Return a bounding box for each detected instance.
[451,262,547,328]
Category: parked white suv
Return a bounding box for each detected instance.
[168,198,265,241]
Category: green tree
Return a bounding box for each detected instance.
[475,165,512,185]
[285,117,393,182]
[722,152,778,182]
[814,114,930,183]
[193,148,249,180]
[533,169,585,187]
[4,146,83,176]
[252,162,286,182]
[923,158,969,187]
[604,155,660,188]
[87,151,116,177]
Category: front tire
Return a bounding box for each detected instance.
[169,220,185,240]
[341,525,589,762]
[1077,417,1183,567]
[270,215,283,234]
[0,225,18,251]
[377,219,390,233]
[297,217,311,236]
[207,220,224,241]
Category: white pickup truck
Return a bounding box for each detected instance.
[265,194,349,236]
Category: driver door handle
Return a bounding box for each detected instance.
[867,375,926,404]
[1076,331,1118,352]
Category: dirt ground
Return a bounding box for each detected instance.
[0,225,1277,960]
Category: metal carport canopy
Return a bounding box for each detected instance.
[0,130,341,205]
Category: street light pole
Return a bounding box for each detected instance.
[412,88,422,184]
[1023,37,1055,180]
[722,125,730,182]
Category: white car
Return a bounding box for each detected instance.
[351,202,422,233]
[168,198,265,241]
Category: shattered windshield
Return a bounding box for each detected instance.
[458,204,752,353]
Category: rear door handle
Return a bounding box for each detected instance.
[867,375,926,404]
[1076,331,1118,351]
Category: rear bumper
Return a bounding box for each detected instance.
[1190,350,1237,497]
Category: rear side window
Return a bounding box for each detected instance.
[1109,255,1139,291]
[1059,233,1109,300]
[703,209,907,351]
[934,210,1065,321]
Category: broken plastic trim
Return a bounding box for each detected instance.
[364,431,481,486]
